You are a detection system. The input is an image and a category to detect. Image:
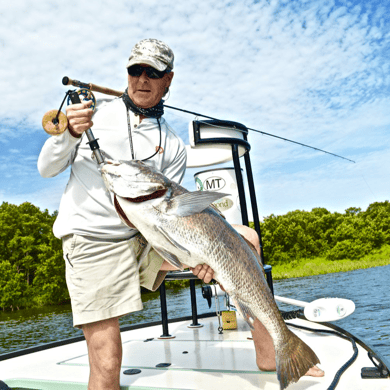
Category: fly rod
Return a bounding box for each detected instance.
[42,76,355,163]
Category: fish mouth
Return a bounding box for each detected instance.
[114,195,136,229]
[113,189,168,229]
[122,188,168,203]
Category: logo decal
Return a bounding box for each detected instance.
[195,177,204,191]
[201,176,226,191]
[214,197,233,211]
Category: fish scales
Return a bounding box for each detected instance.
[149,181,283,337]
[101,159,320,390]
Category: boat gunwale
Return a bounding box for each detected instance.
[0,312,216,362]
[288,312,390,376]
[2,310,390,389]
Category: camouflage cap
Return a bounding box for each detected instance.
[126,39,174,72]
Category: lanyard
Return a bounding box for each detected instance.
[126,109,136,160]
[126,109,163,162]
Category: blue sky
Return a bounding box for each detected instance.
[1,0,389,218]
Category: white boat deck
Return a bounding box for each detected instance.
[1,316,389,390]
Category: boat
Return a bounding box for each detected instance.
[1,270,389,389]
[2,87,388,389]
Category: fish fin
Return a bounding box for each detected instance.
[155,226,191,256]
[153,246,184,271]
[231,296,257,330]
[275,329,320,390]
[168,191,230,217]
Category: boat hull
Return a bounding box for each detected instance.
[1,314,389,390]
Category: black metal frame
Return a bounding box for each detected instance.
[192,119,273,290]
[158,119,274,337]
[191,121,264,260]
[158,272,201,338]
[192,119,250,151]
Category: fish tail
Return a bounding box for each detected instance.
[275,329,320,390]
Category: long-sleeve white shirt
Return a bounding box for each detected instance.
[38,97,186,239]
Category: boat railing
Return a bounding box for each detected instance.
[160,265,273,338]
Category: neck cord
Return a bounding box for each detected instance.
[122,89,163,162]
[126,109,162,162]
[122,88,164,118]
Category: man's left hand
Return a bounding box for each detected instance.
[190,264,214,284]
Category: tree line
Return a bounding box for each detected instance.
[254,201,390,266]
[1,200,389,311]
[0,202,67,311]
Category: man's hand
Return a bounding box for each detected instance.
[66,99,94,136]
[190,264,214,284]
[160,261,215,284]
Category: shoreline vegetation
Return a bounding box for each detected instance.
[1,200,389,310]
[271,244,390,280]
[166,246,390,288]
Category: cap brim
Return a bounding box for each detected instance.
[126,57,167,71]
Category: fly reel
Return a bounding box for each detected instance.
[66,88,96,111]
[42,88,96,136]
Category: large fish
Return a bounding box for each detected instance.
[101,159,320,390]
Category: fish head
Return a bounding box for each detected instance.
[101,159,172,229]
[101,159,169,199]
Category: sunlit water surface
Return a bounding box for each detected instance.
[1,266,389,361]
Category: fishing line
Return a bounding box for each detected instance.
[164,104,355,163]
[355,164,377,198]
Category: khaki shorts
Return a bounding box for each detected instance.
[62,234,167,327]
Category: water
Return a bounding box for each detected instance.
[273,265,390,360]
[1,266,389,361]
[0,284,219,355]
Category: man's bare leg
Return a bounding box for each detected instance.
[251,318,324,376]
[82,317,122,390]
[232,225,324,377]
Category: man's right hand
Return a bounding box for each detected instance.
[66,99,94,136]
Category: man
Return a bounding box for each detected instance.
[38,38,322,389]
[38,38,219,389]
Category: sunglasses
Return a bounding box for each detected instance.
[127,65,170,79]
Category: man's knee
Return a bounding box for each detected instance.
[93,351,122,376]
[83,318,122,375]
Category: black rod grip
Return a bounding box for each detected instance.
[67,91,105,165]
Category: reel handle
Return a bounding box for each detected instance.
[68,91,105,166]
[42,109,68,136]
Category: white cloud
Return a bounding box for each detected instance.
[0,0,389,217]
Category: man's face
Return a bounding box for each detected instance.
[127,64,174,109]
